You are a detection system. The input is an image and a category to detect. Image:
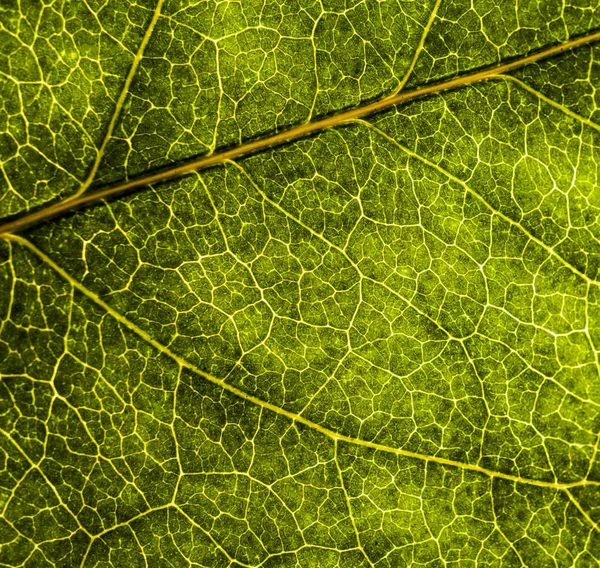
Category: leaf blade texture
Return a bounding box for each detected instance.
[1,0,600,566]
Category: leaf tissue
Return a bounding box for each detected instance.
[1,0,600,566]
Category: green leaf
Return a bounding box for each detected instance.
[1,1,600,566]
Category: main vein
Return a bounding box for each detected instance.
[1,29,600,236]
[6,233,600,494]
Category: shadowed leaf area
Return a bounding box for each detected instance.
[1,0,600,566]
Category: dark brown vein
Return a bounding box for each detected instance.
[1,29,600,236]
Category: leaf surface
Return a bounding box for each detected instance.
[1,0,600,566]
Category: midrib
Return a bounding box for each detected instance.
[1,29,600,236]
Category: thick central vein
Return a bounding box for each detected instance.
[6,233,600,493]
[1,29,600,236]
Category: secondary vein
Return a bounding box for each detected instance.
[389,0,443,95]
[67,0,167,202]
[5,233,600,494]
[356,119,599,286]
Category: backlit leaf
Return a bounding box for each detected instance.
[1,0,600,566]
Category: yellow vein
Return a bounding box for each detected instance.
[228,160,465,343]
[566,490,600,534]
[2,29,600,235]
[174,505,256,568]
[5,233,600,493]
[356,119,598,287]
[334,440,375,568]
[229,159,600,470]
[0,429,93,538]
[499,75,600,133]
[67,0,166,202]
[228,158,600,416]
[78,503,252,568]
[389,0,443,95]
[490,483,527,566]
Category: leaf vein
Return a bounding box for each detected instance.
[6,233,599,493]
[2,29,600,235]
